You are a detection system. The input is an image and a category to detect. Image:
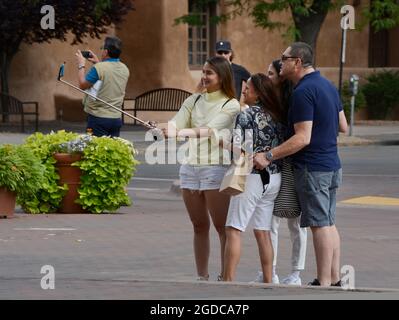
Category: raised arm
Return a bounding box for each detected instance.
[339,110,348,134]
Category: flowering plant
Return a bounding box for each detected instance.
[58,134,94,153]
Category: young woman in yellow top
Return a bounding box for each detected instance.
[163,56,240,280]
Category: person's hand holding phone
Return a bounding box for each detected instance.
[86,50,100,64]
[79,50,100,64]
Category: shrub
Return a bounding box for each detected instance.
[19,131,139,214]
[341,80,366,121]
[362,70,399,120]
[75,136,139,213]
[19,131,79,213]
[0,144,46,199]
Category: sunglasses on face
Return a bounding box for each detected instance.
[281,55,300,61]
[217,51,231,55]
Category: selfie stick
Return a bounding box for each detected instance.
[57,63,156,130]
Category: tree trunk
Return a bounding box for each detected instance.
[0,52,11,93]
[0,51,12,122]
[290,0,331,62]
[1,39,21,123]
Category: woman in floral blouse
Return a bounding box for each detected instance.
[223,73,286,283]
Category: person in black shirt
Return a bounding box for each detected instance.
[215,40,250,104]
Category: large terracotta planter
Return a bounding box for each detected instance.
[53,153,87,213]
[0,187,16,218]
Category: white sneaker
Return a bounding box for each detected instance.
[196,275,209,281]
[281,274,302,285]
[250,271,279,284]
[250,271,263,283]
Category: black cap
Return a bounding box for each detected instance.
[215,40,232,52]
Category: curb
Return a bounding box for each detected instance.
[354,120,399,126]
[113,278,399,293]
[338,137,376,146]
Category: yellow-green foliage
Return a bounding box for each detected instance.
[75,136,140,213]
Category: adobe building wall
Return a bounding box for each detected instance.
[4,1,399,123]
[8,35,108,121]
[116,0,197,98]
[115,0,198,125]
[217,2,370,74]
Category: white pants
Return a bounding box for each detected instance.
[226,173,281,232]
[271,216,307,271]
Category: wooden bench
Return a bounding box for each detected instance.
[0,93,39,132]
[122,88,192,125]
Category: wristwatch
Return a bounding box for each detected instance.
[265,150,274,162]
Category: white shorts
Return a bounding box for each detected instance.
[226,172,281,232]
[179,164,228,191]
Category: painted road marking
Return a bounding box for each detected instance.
[13,228,76,231]
[126,187,166,192]
[344,174,399,178]
[341,196,399,207]
[132,177,176,182]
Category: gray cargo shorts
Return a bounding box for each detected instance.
[293,167,342,228]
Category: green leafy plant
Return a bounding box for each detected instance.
[19,131,139,214]
[19,130,79,213]
[341,80,366,121]
[75,137,139,213]
[0,144,46,198]
[362,70,399,120]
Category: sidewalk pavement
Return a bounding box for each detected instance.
[1,121,399,299]
[1,120,399,146]
[1,188,399,299]
[338,122,399,146]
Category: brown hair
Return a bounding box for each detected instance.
[205,56,236,99]
[250,73,284,123]
[271,59,292,123]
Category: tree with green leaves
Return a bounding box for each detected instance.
[177,0,399,51]
[0,0,134,97]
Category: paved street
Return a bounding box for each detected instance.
[0,122,399,299]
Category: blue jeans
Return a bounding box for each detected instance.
[87,114,122,137]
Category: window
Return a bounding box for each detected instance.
[368,0,399,67]
[369,28,388,67]
[188,0,217,68]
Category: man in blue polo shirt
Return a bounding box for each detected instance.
[75,36,130,137]
[253,42,348,287]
